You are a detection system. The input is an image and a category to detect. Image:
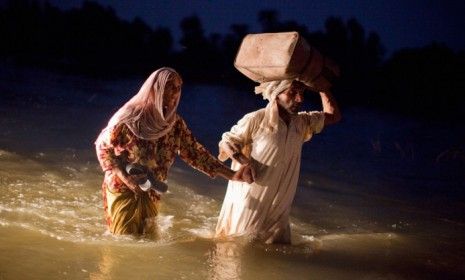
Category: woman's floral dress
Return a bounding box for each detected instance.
[96,114,225,235]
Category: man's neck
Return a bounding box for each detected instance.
[277,104,291,126]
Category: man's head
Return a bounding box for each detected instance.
[276,80,306,114]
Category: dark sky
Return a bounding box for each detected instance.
[46,0,465,54]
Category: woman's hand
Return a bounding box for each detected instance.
[217,164,255,184]
[232,152,251,165]
[220,142,240,156]
[233,165,255,184]
[112,167,144,196]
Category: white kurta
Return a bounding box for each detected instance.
[216,108,325,243]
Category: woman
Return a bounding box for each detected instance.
[95,67,252,236]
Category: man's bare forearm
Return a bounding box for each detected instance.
[319,90,341,125]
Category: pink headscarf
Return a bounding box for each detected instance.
[103,67,182,141]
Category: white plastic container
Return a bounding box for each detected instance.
[234,31,339,92]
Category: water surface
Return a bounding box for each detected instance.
[0,66,464,279]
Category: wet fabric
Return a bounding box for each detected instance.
[216,108,325,243]
[105,187,159,235]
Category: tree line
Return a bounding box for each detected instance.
[1,0,464,121]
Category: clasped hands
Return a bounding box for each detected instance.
[222,142,256,184]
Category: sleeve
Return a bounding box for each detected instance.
[95,124,131,172]
[177,117,226,178]
[218,111,258,161]
[298,111,326,142]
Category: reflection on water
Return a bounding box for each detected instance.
[4,147,453,279]
[90,247,115,280]
[1,144,464,279]
[208,242,245,280]
[0,150,103,242]
[0,148,220,244]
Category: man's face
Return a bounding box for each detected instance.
[276,82,305,114]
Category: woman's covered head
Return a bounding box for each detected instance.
[106,67,183,140]
[153,68,183,118]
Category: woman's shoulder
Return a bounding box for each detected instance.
[109,123,136,143]
[171,114,190,133]
[173,114,186,126]
[111,122,131,135]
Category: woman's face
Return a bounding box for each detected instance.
[163,76,182,116]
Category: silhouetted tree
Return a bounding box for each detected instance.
[258,9,310,37]
[376,43,465,120]
[0,0,175,76]
[177,15,211,81]
[1,2,463,120]
[258,10,280,32]
[218,24,251,86]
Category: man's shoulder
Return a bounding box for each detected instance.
[242,108,266,121]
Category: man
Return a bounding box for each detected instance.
[215,79,341,244]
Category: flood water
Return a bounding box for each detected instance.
[1,65,464,279]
